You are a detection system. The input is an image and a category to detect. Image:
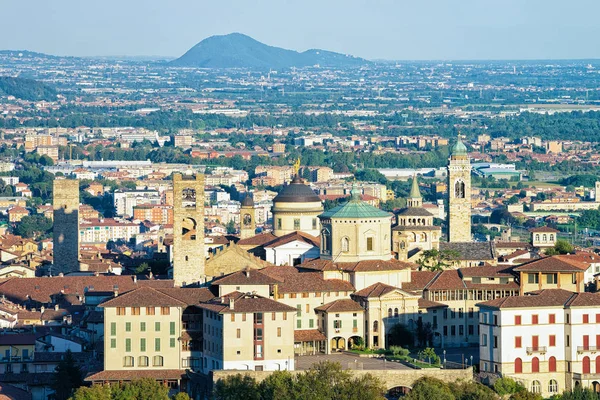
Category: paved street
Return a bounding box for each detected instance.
[295,353,412,371]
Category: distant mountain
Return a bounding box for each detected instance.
[171,33,370,69]
[0,76,57,101]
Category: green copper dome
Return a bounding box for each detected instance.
[451,137,468,156]
[319,189,391,219]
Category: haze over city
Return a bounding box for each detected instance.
[2,0,600,60]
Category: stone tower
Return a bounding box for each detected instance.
[53,178,80,274]
[447,137,472,242]
[239,194,256,240]
[406,174,423,208]
[172,173,205,287]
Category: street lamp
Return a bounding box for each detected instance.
[470,355,473,368]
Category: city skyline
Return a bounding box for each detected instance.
[1,0,600,60]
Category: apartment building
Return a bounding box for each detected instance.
[133,204,173,225]
[478,289,600,397]
[113,189,161,217]
[198,292,296,372]
[79,218,140,244]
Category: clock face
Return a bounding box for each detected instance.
[243,214,252,226]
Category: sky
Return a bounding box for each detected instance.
[1,0,599,60]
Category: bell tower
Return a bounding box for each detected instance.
[240,194,256,240]
[172,173,205,286]
[447,136,472,242]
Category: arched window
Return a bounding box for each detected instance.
[123,356,134,367]
[321,229,331,253]
[394,308,399,317]
[182,188,196,207]
[596,356,600,374]
[153,355,164,367]
[455,180,465,199]
[388,308,393,318]
[583,356,591,374]
[531,380,541,394]
[550,234,555,241]
[548,380,558,394]
[543,234,547,241]
[514,358,522,373]
[138,356,149,367]
[535,234,540,241]
[373,321,379,333]
[549,356,557,372]
[341,237,350,253]
[532,357,540,373]
[182,217,197,240]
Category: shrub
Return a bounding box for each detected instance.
[494,377,519,395]
[389,345,410,357]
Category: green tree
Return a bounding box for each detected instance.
[493,377,520,396]
[52,350,83,400]
[114,378,170,400]
[225,220,236,234]
[387,323,415,348]
[69,385,112,400]
[213,374,261,400]
[14,214,53,239]
[406,377,455,400]
[171,393,191,400]
[416,249,460,271]
[546,239,575,256]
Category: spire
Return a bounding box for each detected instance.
[407,174,423,208]
[409,174,421,199]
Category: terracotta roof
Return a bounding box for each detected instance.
[0,384,32,400]
[425,270,466,290]
[156,288,215,305]
[529,227,560,233]
[263,231,320,248]
[280,273,353,294]
[294,329,327,342]
[478,289,577,309]
[395,207,434,217]
[198,292,297,314]
[513,256,589,272]
[212,269,282,286]
[402,271,439,291]
[86,369,186,382]
[464,281,520,290]
[458,266,514,278]
[298,258,412,273]
[418,298,448,309]
[353,282,397,298]
[237,232,278,247]
[0,275,173,305]
[100,287,187,308]
[314,299,364,313]
[565,292,600,307]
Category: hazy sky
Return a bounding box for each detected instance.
[1,0,599,60]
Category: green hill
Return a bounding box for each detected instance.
[171,33,370,69]
[0,76,57,101]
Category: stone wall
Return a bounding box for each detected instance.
[211,366,472,390]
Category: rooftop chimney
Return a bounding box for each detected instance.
[229,298,235,310]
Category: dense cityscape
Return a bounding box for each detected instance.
[3,9,600,400]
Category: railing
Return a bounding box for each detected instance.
[577,346,598,353]
[573,372,600,380]
[526,346,547,354]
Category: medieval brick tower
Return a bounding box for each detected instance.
[239,194,256,240]
[53,178,80,274]
[172,173,205,287]
[447,137,472,242]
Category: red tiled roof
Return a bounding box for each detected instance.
[237,232,278,247]
[198,292,297,314]
[212,269,282,286]
[402,271,439,291]
[0,276,173,305]
[529,227,560,233]
[315,299,363,313]
[86,369,186,382]
[458,266,514,278]
[294,329,327,342]
[513,256,589,272]
[425,270,466,290]
[299,258,413,273]
[263,231,320,248]
[100,287,187,308]
[478,289,577,309]
[353,282,397,298]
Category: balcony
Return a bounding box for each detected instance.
[526,346,547,354]
[573,372,600,380]
[577,346,598,353]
